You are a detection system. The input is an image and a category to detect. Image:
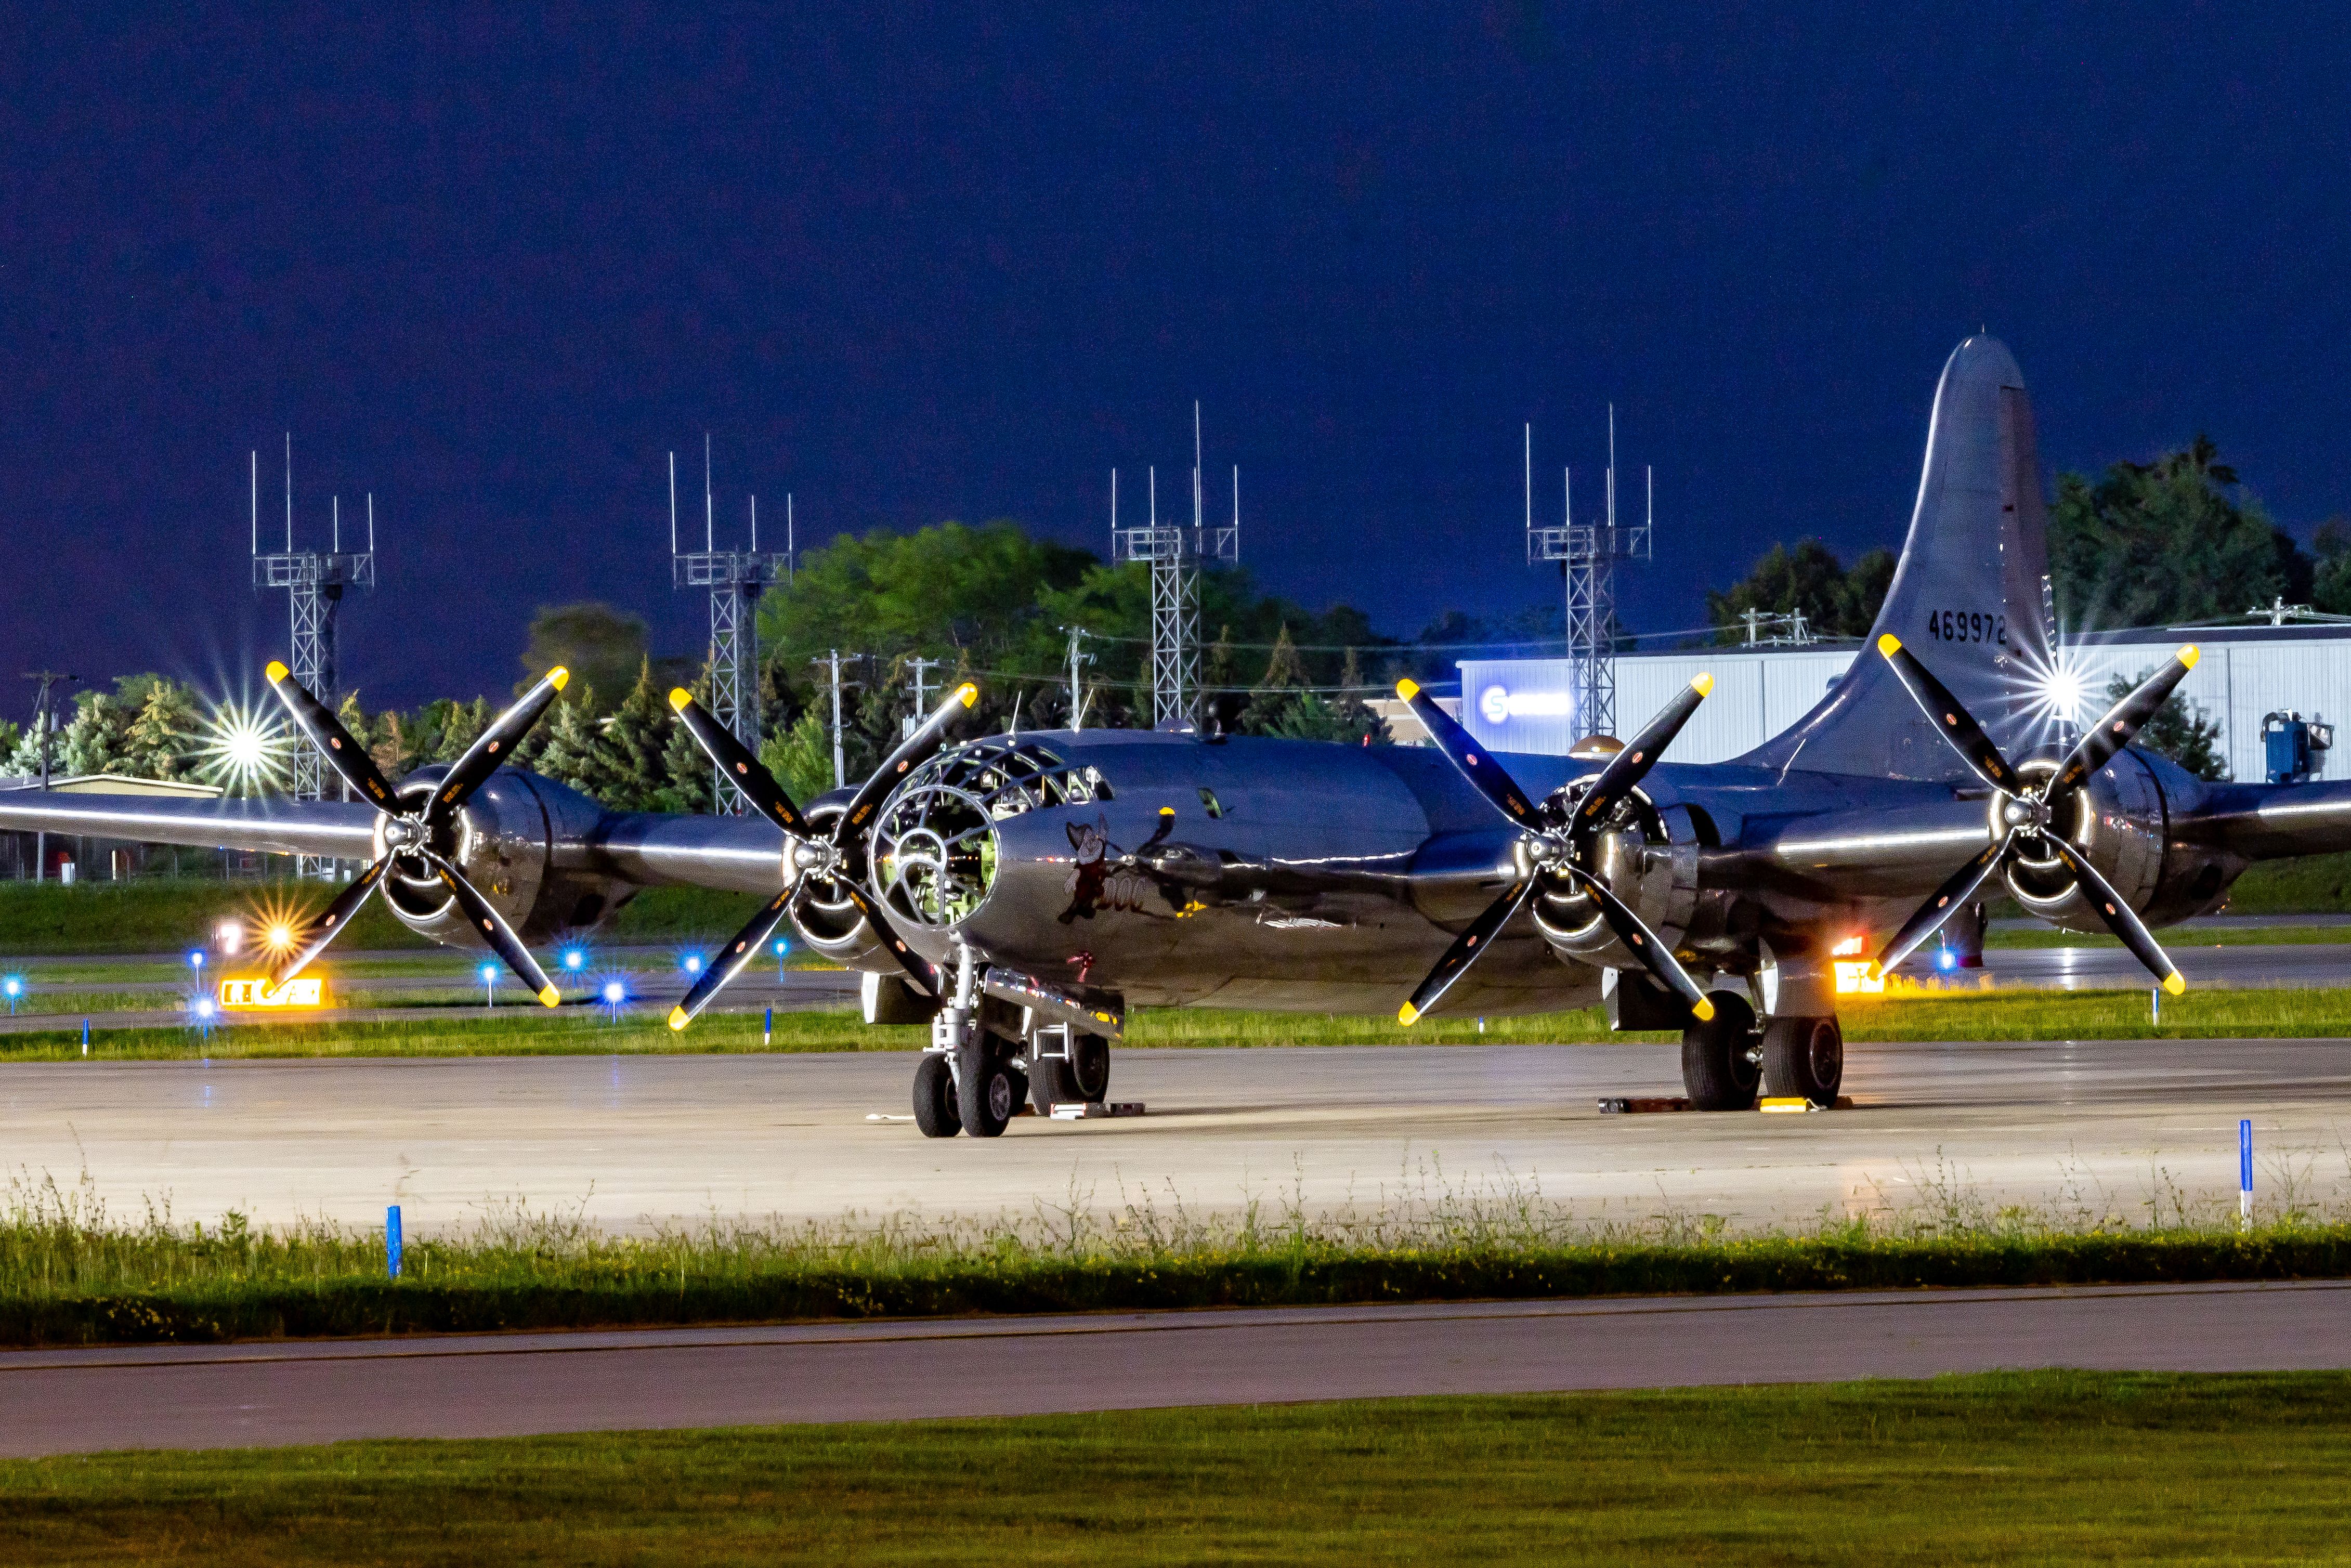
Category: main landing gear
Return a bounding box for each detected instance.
[913,939,1031,1139]
[1678,989,1843,1110]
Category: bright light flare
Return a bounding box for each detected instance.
[682,954,704,976]
[265,923,296,953]
[192,698,294,796]
[602,981,625,1004]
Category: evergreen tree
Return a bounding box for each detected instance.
[2050,437,2307,628]
[1239,624,1311,735]
[599,659,675,811]
[125,681,198,780]
[535,685,615,800]
[759,712,833,808]
[435,697,490,762]
[660,672,714,813]
[59,690,136,777]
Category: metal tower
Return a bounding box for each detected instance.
[671,439,790,814]
[251,440,374,860]
[1525,407,1651,741]
[1112,403,1239,729]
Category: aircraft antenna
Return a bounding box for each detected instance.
[672,436,786,814]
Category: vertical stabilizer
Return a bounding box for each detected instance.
[1742,336,2057,780]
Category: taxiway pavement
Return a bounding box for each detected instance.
[6,1037,2348,1234]
[5,1280,2347,1456]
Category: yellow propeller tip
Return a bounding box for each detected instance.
[2178,645,2200,670]
[1159,805,1174,817]
[1690,673,1714,697]
[957,683,978,707]
[1396,1003,1420,1026]
[1396,678,1421,700]
[264,660,290,683]
[1876,634,1902,657]
[538,986,560,1009]
[548,667,570,691]
[2163,973,2186,997]
[668,687,693,712]
[667,1007,690,1031]
[1691,998,1716,1022]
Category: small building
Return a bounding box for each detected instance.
[1458,622,2351,783]
[0,774,227,881]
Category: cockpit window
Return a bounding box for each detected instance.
[893,739,1113,820]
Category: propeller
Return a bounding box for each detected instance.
[264,661,569,1004]
[1871,635,2197,994]
[1392,674,1717,1025]
[664,681,979,1030]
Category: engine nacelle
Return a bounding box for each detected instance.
[779,798,891,970]
[2006,748,2235,931]
[376,765,639,947]
[1531,787,1703,970]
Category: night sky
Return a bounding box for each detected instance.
[4,6,2345,714]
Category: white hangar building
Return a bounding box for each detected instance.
[1457,622,2350,784]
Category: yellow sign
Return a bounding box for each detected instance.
[218,976,329,1011]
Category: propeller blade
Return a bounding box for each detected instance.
[2048,645,2200,799]
[1574,674,1713,832]
[2046,840,2186,996]
[833,878,942,1000]
[1875,635,2022,793]
[666,886,799,1031]
[422,850,560,1007]
[1394,679,1542,831]
[270,854,392,986]
[838,681,980,841]
[1871,831,2015,979]
[668,688,812,836]
[980,966,1126,1043]
[264,661,399,810]
[430,667,570,823]
[1561,864,1717,1023]
[1397,877,1540,1025]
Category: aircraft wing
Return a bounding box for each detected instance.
[0,790,380,861]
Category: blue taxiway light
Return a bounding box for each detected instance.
[563,948,586,971]
[682,955,703,975]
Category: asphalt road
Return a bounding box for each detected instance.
[8,1037,2349,1235]
[5,1280,2347,1457]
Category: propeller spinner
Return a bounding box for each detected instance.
[264,661,570,1004]
[661,681,981,1029]
[1871,635,2199,994]
[1392,674,1718,1025]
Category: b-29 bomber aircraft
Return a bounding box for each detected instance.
[8,336,2346,1138]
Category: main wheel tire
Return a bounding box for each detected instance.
[1028,1033,1109,1112]
[1681,990,1761,1111]
[1761,1015,1844,1104]
[956,1044,1016,1138]
[1068,1034,1111,1102]
[912,1053,959,1138]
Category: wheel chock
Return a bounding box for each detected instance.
[1758,1096,1857,1113]
[1597,1096,1691,1114]
[1048,1101,1145,1119]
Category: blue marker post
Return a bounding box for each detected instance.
[81,1018,89,1056]
[386,1204,403,1279]
[764,1005,773,1047]
[2240,1119,2254,1231]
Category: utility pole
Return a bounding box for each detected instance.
[813,650,858,790]
[22,672,76,883]
[902,657,941,740]
[1063,626,1093,731]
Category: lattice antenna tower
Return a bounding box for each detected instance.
[671,435,790,814]
[1112,401,1240,729]
[1524,404,1651,739]
[252,438,376,870]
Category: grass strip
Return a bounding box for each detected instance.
[10,1149,2351,1348]
[5,1373,2350,1563]
[6,981,2351,1061]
